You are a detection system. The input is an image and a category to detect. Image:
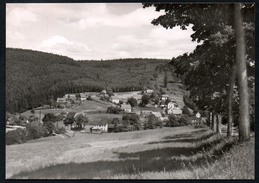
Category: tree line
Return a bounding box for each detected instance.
[6,48,168,113]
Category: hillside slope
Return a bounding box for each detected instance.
[6,48,171,113]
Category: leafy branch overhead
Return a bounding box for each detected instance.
[144,3,254,141]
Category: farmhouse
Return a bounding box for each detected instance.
[100,90,107,94]
[121,104,132,113]
[140,110,152,117]
[92,123,108,132]
[151,112,163,120]
[144,89,154,94]
[161,94,170,101]
[56,98,66,103]
[171,109,182,115]
[110,97,120,104]
[79,93,87,101]
[64,94,76,99]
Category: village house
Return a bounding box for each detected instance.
[121,104,132,113]
[100,89,107,94]
[110,97,120,104]
[144,89,154,94]
[164,101,182,115]
[56,97,66,103]
[171,109,183,115]
[79,93,87,101]
[140,110,153,117]
[92,123,108,133]
[151,112,163,120]
[64,94,76,99]
[161,94,170,101]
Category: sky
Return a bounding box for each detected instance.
[6,3,199,60]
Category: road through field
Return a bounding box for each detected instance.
[6,126,205,179]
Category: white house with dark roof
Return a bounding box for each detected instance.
[79,93,87,100]
[121,104,132,113]
[111,97,120,104]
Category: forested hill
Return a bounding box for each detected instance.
[6,48,170,113]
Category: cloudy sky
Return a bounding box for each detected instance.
[6,3,199,60]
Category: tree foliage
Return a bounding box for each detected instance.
[127,97,138,107]
[6,48,169,113]
[144,3,254,140]
[64,112,76,126]
[74,114,88,129]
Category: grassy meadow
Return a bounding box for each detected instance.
[6,126,254,179]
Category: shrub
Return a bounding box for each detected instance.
[6,128,27,145]
[178,114,190,126]
[26,123,44,140]
[42,113,57,123]
[144,115,155,130]
[127,97,138,107]
[55,127,66,134]
[107,106,122,114]
[141,94,150,106]
[167,114,180,127]
[42,121,56,136]
[75,114,88,129]
[122,114,141,131]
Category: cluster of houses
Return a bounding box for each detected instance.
[110,89,182,116]
[56,93,87,105]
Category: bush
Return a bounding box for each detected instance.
[26,123,44,140]
[128,97,138,107]
[122,114,141,131]
[167,114,180,127]
[178,114,191,126]
[42,121,56,136]
[6,128,27,145]
[141,94,150,106]
[55,127,66,134]
[107,106,122,114]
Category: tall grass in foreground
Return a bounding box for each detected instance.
[192,138,254,179]
[10,129,254,179]
[112,136,254,179]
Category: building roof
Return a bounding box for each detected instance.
[101,90,107,94]
[146,89,153,92]
[80,93,86,98]
[141,110,152,114]
[111,98,120,101]
[151,112,162,118]
[172,109,182,115]
[121,104,131,109]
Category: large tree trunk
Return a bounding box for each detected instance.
[207,112,211,127]
[234,4,250,141]
[211,112,217,131]
[216,114,222,135]
[211,112,215,131]
[227,64,237,137]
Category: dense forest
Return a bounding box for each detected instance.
[6,48,169,113]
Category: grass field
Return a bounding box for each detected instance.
[6,126,254,179]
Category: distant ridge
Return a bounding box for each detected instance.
[6,48,169,113]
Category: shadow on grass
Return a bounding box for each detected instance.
[148,132,216,145]
[119,136,223,159]
[10,136,237,179]
[162,129,208,140]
